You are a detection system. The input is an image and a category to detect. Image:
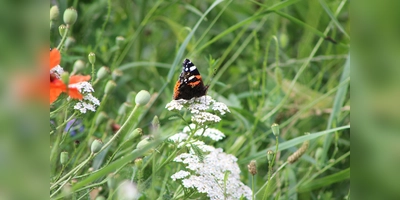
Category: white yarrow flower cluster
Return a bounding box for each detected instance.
[171,146,252,200]
[50,65,64,78]
[69,81,100,113]
[169,124,225,144]
[167,95,250,199]
[165,96,230,125]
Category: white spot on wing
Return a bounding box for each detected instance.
[189,66,197,71]
[188,75,195,81]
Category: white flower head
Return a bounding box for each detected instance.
[171,146,252,200]
[165,99,184,111]
[165,95,230,116]
[69,81,100,113]
[192,112,221,125]
[116,180,141,200]
[168,132,189,143]
[171,170,190,181]
[50,65,64,78]
[194,128,225,141]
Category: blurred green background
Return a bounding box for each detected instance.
[51,0,350,198]
[16,0,400,199]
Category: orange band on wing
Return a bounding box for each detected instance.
[187,75,202,87]
[173,80,181,99]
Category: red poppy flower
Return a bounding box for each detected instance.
[50,49,91,104]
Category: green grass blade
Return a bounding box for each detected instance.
[318,0,349,38]
[167,0,225,80]
[297,168,350,192]
[240,125,350,163]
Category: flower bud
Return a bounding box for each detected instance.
[64,36,75,49]
[136,137,153,156]
[65,36,76,49]
[60,72,70,86]
[126,91,136,103]
[267,150,274,163]
[59,24,67,37]
[274,66,283,87]
[134,158,143,168]
[88,52,96,65]
[63,7,78,25]
[315,147,323,161]
[60,151,69,165]
[112,69,123,81]
[50,5,59,21]
[127,128,142,140]
[96,66,110,81]
[271,123,280,136]
[279,33,289,49]
[247,160,257,175]
[107,173,117,190]
[95,112,108,126]
[135,90,150,106]
[91,139,103,154]
[104,80,117,94]
[72,59,85,75]
[136,138,149,149]
[111,123,121,132]
[151,115,160,132]
[116,36,126,49]
[118,102,131,115]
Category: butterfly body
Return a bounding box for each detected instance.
[173,59,208,100]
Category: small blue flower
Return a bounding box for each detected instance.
[65,119,84,136]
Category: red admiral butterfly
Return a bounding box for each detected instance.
[173,59,209,100]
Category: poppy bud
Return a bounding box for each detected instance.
[63,7,78,25]
[136,137,153,156]
[50,5,59,21]
[267,150,274,163]
[112,69,123,81]
[279,33,289,49]
[126,91,136,103]
[134,158,143,168]
[135,90,150,106]
[107,173,117,190]
[88,52,96,65]
[118,102,131,115]
[151,115,160,132]
[59,24,67,37]
[104,80,116,94]
[60,72,70,86]
[60,151,69,165]
[127,128,142,140]
[116,36,126,49]
[72,60,85,75]
[96,66,110,81]
[91,139,103,154]
[95,112,108,126]
[271,123,280,136]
